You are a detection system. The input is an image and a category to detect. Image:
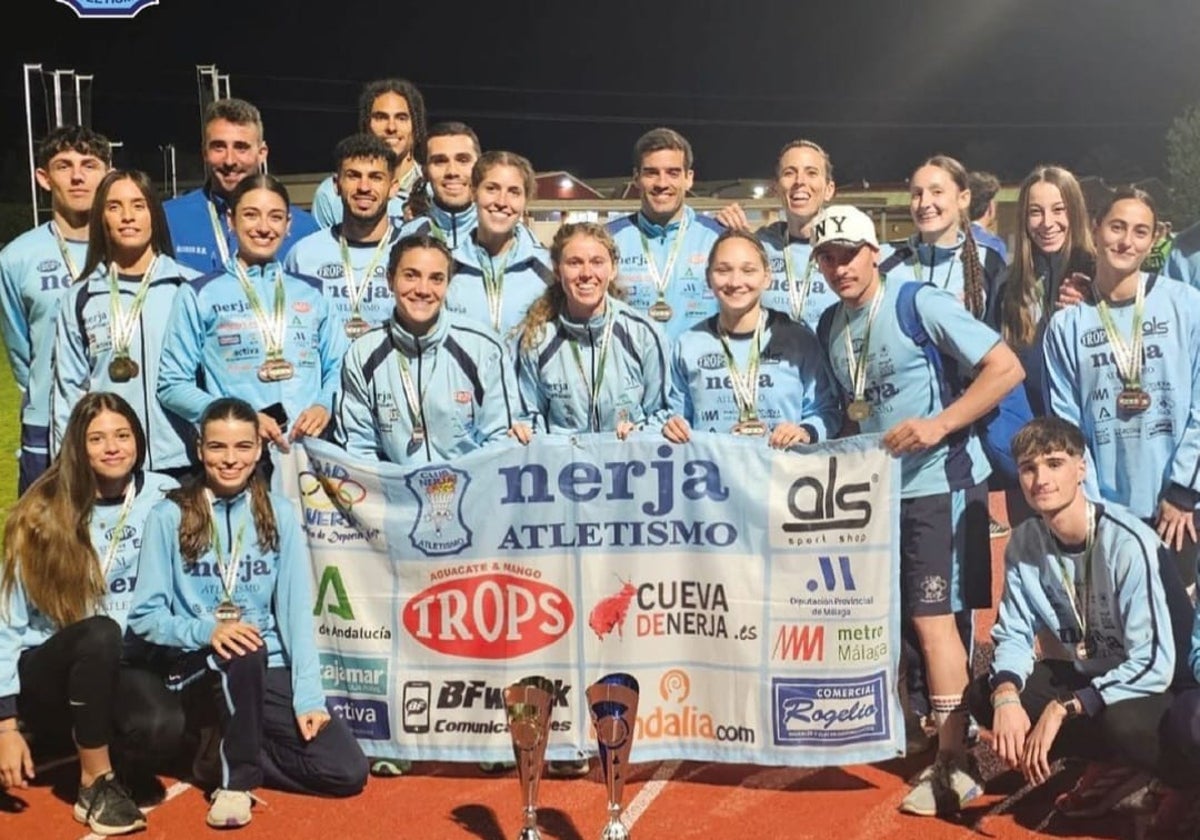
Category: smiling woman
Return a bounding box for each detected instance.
[662,230,841,450]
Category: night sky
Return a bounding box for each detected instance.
[2,0,1200,191]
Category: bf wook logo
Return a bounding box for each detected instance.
[402,572,573,658]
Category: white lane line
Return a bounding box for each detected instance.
[77,780,192,840]
[621,759,681,830]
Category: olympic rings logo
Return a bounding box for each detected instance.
[298,470,367,512]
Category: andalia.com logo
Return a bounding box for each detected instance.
[628,669,755,744]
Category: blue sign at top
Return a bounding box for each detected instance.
[56,0,159,18]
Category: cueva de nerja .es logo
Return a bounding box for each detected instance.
[57,0,159,18]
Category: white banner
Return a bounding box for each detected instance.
[287,432,902,767]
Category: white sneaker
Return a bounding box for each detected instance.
[206,789,259,829]
[899,756,984,816]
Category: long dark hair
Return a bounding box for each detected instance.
[167,397,278,564]
[2,392,146,627]
[78,169,175,283]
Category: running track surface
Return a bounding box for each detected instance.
[0,495,1141,840]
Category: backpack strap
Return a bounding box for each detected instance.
[896,281,960,411]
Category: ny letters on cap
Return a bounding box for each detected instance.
[810,205,880,252]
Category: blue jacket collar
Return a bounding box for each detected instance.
[428,201,477,236]
[388,308,448,355]
[454,224,543,269]
[636,205,695,240]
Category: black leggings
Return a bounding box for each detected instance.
[17,615,185,764]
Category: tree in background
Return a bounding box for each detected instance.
[1166,102,1200,227]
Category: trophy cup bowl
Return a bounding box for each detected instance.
[504,676,555,840]
[587,673,640,840]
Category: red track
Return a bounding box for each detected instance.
[0,495,1139,840]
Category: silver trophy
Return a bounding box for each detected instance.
[504,675,555,840]
[587,673,640,840]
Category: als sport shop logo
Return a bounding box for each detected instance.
[771,672,890,748]
[405,466,472,556]
[781,457,872,533]
[57,0,159,17]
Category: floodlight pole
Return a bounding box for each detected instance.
[23,63,40,227]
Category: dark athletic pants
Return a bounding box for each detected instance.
[966,661,1194,786]
[17,615,185,768]
[175,646,366,796]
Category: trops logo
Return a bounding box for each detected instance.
[405,466,472,556]
[402,568,573,659]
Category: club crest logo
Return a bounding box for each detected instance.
[56,0,159,18]
[405,466,472,556]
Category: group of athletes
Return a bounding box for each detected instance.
[3,73,1200,836]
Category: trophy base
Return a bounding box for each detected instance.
[601,819,630,840]
[517,827,544,840]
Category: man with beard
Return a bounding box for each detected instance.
[311,78,427,229]
[164,98,318,273]
[286,134,401,338]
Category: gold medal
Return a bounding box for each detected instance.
[214,601,243,623]
[1075,641,1089,661]
[344,316,371,339]
[108,355,140,383]
[648,300,673,322]
[847,399,871,422]
[732,419,767,436]
[257,358,295,383]
[1116,387,1151,414]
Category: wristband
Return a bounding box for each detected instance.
[991,696,1021,711]
[990,689,1019,708]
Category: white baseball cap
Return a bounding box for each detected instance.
[810,205,880,252]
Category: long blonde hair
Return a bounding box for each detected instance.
[1000,165,1095,347]
[2,393,146,627]
[517,222,620,353]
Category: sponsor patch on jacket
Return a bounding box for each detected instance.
[454,391,472,404]
[218,334,242,347]
[293,301,312,314]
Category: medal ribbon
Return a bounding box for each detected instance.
[1051,501,1096,646]
[206,200,232,267]
[338,227,391,321]
[233,262,287,360]
[98,480,137,580]
[106,255,159,359]
[1096,274,1147,390]
[205,490,251,606]
[476,244,513,333]
[567,306,616,432]
[638,213,690,303]
[842,281,886,403]
[783,244,816,322]
[718,310,765,422]
[911,244,958,290]
[396,349,437,437]
[50,221,81,280]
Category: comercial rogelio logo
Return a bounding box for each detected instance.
[771,672,889,747]
[405,466,472,556]
[56,0,159,18]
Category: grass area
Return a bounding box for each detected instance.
[0,360,18,519]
